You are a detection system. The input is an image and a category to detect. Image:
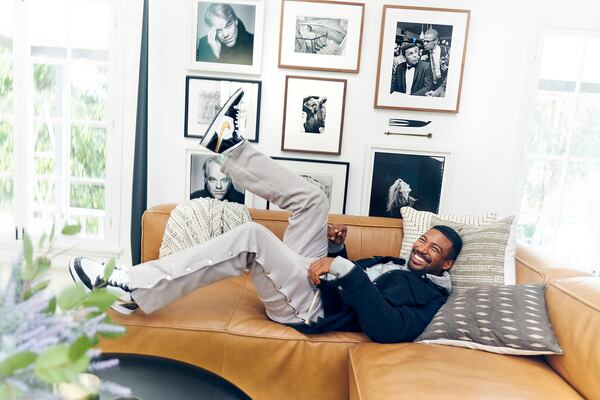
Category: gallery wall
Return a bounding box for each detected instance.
[146,0,600,218]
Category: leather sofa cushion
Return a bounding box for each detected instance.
[102,276,368,400]
[545,277,600,400]
[349,343,583,400]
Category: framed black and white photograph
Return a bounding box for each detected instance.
[374,5,470,112]
[281,76,346,155]
[363,146,451,219]
[267,157,349,214]
[184,75,261,142]
[278,0,365,73]
[186,149,251,206]
[190,0,264,74]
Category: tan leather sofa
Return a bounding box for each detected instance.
[101,205,599,399]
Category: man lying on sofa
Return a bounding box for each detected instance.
[69,89,462,344]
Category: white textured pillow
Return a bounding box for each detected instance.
[399,206,497,260]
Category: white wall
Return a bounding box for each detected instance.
[147,0,600,218]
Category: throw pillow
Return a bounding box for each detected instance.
[431,215,514,293]
[415,284,563,356]
[399,207,497,260]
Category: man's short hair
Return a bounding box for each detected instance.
[424,28,439,40]
[202,155,223,179]
[431,225,462,260]
[400,41,420,57]
[204,3,237,26]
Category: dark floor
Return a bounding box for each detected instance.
[96,354,251,400]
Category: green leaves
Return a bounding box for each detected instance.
[58,286,88,310]
[103,259,115,282]
[62,224,81,236]
[82,289,120,312]
[33,345,89,385]
[0,352,38,377]
[69,336,98,362]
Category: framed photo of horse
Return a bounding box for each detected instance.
[281,76,347,155]
[278,0,366,73]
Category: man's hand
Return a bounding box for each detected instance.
[207,27,221,58]
[308,257,335,285]
[327,224,347,246]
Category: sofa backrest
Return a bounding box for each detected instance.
[141,205,404,262]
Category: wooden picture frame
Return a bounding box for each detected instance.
[281,75,347,155]
[278,0,365,73]
[374,5,471,113]
[267,156,349,214]
[190,0,264,75]
[184,75,261,142]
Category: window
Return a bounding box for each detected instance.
[518,30,600,276]
[0,0,140,258]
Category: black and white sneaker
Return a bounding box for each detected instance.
[68,256,139,315]
[200,88,245,154]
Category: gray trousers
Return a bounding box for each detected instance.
[130,142,328,324]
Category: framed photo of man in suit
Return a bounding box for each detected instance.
[374,5,470,113]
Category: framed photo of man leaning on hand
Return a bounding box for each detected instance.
[190,0,264,75]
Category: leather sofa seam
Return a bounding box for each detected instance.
[348,350,364,400]
[515,257,544,281]
[550,281,600,313]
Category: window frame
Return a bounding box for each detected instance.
[0,0,142,265]
[515,27,600,275]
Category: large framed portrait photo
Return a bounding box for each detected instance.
[184,76,261,141]
[190,0,264,74]
[186,149,252,206]
[374,5,470,112]
[363,146,451,219]
[278,0,365,73]
[267,157,349,214]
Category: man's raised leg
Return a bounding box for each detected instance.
[221,142,329,259]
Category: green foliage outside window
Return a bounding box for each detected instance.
[0,60,12,114]
[70,126,106,179]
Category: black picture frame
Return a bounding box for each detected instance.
[184,75,261,142]
[267,156,350,214]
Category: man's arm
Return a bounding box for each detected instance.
[412,64,433,96]
[335,268,440,343]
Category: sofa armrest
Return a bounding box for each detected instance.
[515,242,591,284]
[544,277,600,400]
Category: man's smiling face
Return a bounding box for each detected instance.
[408,228,455,276]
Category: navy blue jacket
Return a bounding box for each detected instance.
[290,255,449,343]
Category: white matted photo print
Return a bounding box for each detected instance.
[267,157,349,214]
[186,149,252,206]
[190,0,264,74]
[184,76,261,141]
[362,146,452,219]
[278,0,365,73]
[374,5,470,112]
[281,76,347,155]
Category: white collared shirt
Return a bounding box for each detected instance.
[405,64,416,94]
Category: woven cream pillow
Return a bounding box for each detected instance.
[399,206,497,260]
[431,215,514,294]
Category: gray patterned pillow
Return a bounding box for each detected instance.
[415,284,563,355]
[431,215,514,294]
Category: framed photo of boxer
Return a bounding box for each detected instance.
[281,75,347,155]
[278,0,366,73]
[184,75,261,142]
[185,148,253,206]
[362,146,452,219]
[266,157,349,214]
[190,0,265,75]
[374,5,470,113]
